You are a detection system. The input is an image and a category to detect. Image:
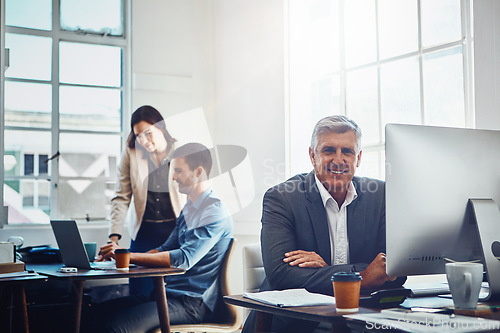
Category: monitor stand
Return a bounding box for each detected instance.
[469,199,500,301]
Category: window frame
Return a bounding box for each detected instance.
[285,0,474,180]
[0,0,132,226]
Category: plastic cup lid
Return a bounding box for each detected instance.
[331,272,362,282]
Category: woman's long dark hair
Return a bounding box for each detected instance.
[126,105,176,149]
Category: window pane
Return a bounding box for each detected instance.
[380,57,421,129]
[58,133,120,220]
[60,42,121,87]
[24,154,34,176]
[356,150,383,179]
[346,66,379,145]
[21,181,34,206]
[39,155,49,175]
[60,86,121,132]
[344,0,377,68]
[5,81,52,129]
[5,179,51,224]
[423,47,465,127]
[6,0,51,31]
[289,0,340,76]
[60,0,123,36]
[38,181,50,207]
[59,133,120,180]
[421,0,462,47]
[5,34,52,80]
[378,0,418,59]
[4,130,51,177]
[4,130,51,224]
[311,75,341,121]
[309,0,340,74]
[288,0,342,177]
[57,178,114,220]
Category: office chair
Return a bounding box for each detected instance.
[241,242,266,323]
[154,238,241,333]
[242,243,265,294]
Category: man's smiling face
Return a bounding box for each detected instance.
[309,130,362,197]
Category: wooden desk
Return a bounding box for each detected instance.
[29,264,185,333]
[0,273,47,333]
[227,294,500,333]
[224,294,379,332]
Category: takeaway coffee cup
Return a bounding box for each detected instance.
[83,242,97,262]
[446,262,483,309]
[115,248,131,270]
[332,272,362,312]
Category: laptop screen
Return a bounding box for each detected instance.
[50,220,92,269]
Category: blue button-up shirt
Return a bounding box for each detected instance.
[156,189,233,312]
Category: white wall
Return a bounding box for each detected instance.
[212,0,286,227]
[474,0,500,130]
[131,0,216,125]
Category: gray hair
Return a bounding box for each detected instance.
[310,115,362,152]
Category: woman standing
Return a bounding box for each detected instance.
[109,105,184,294]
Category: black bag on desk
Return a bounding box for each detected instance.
[18,246,62,263]
[359,288,412,308]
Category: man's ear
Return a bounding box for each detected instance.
[195,166,204,178]
[356,150,363,167]
[309,147,316,166]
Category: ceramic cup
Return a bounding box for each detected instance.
[115,248,131,271]
[445,262,483,309]
[332,272,362,312]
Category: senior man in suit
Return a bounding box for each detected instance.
[243,115,404,333]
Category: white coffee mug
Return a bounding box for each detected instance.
[445,262,483,309]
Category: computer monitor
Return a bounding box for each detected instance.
[385,124,500,300]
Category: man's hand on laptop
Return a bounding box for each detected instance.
[97,242,121,261]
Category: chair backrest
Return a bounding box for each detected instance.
[242,242,265,293]
[168,238,242,333]
[216,238,241,325]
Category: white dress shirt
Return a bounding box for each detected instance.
[315,175,358,265]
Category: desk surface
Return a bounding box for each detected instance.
[227,294,500,333]
[28,263,185,280]
[27,263,185,333]
[0,273,47,284]
[224,294,379,325]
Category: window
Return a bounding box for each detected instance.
[2,0,129,224]
[288,0,472,179]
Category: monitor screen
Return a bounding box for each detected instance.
[385,124,500,277]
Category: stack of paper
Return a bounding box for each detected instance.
[243,288,336,307]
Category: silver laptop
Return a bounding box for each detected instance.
[50,220,116,270]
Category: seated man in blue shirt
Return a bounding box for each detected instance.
[95,142,234,333]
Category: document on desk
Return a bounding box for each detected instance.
[243,288,336,307]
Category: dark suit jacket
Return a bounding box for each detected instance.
[260,171,386,295]
[243,172,403,333]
